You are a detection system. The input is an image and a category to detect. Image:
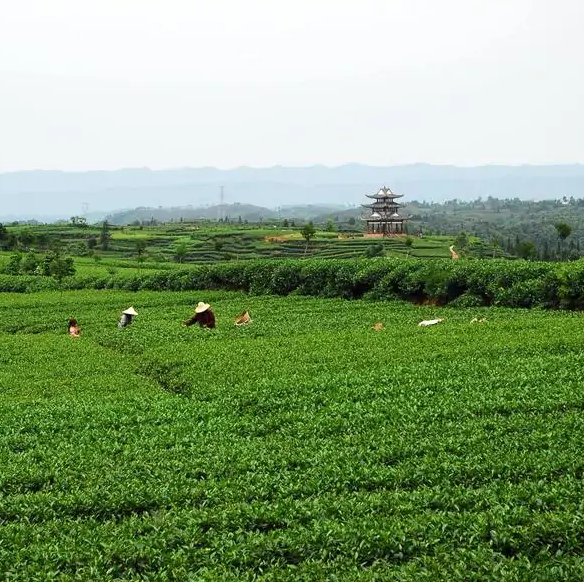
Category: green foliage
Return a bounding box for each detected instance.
[363,243,384,258]
[517,240,536,260]
[67,241,89,257]
[1,222,482,262]
[3,252,22,275]
[173,242,188,263]
[2,290,584,578]
[100,220,111,251]
[24,250,76,282]
[21,249,39,273]
[69,215,88,227]
[135,238,147,257]
[300,221,316,243]
[555,221,572,241]
[0,223,11,250]
[46,253,76,282]
[4,257,584,309]
[449,292,485,307]
[454,231,469,251]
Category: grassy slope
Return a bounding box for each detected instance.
[1,290,584,580]
[3,223,472,266]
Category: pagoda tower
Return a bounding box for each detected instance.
[361,185,410,236]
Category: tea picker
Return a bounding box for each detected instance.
[68,318,81,337]
[418,318,445,327]
[119,307,138,328]
[184,302,216,329]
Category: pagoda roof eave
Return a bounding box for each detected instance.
[361,215,412,221]
[365,193,404,199]
[361,203,403,209]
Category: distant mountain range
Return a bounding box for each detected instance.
[2,163,584,222]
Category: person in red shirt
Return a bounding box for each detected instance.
[68,318,80,337]
[184,302,216,329]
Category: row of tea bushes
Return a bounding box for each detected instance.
[2,258,584,309]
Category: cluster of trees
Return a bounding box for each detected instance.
[407,197,584,261]
[0,220,115,282]
[0,223,50,251]
[0,221,112,253]
[450,221,577,261]
[2,249,75,282]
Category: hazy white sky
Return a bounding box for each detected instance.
[1,0,583,171]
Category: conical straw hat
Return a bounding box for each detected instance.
[195,302,211,313]
[123,307,138,316]
[235,311,251,325]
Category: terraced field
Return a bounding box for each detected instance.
[2,222,465,266]
[1,290,583,580]
[89,232,455,263]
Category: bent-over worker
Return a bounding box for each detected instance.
[68,318,80,337]
[119,307,138,328]
[184,302,216,328]
[418,318,445,327]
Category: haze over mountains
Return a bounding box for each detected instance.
[2,164,584,222]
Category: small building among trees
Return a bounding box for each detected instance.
[361,186,410,236]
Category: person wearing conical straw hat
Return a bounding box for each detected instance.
[184,302,216,329]
[119,306,138,329]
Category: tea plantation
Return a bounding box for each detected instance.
[2,290,584,580]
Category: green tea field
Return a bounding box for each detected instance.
[2,290,584,580]
[1,222,501,270]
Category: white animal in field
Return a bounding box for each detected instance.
[418,318,445,327]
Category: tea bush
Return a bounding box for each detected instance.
[4,257,578,310]
[5,258,584,309]
[2,290,584,579]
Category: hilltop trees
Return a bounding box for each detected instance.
[517,241,537,260]
[69,216,88,227]
[99,221,111,251]
[555,222,572,259]
[135,239,147,271]
[454,231,469,254]
[1,248,75,281]
[0,223,17,250]
[173,242,188,264]
[301,222,316,256]
[301,222,316,243]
